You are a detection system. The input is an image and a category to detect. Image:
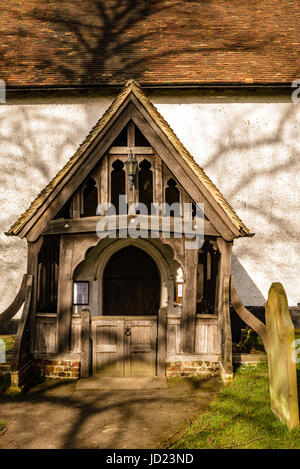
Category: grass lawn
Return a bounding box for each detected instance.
[172,363,300,449]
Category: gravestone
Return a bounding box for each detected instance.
[0,339,5,363]
[265,282,299,429]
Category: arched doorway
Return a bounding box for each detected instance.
[92,245,162,378]
[103,246,160,316]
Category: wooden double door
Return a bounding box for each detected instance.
[91,316,157,377]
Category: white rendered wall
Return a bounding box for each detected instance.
[0,89,299,315]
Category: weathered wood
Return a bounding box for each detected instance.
[154,155,163,205]
[160,236,185,271]
[23,101,135,241]
[127,120,135,147]
[167,316,181,355]
[124,318,157,377]
[71,233,100,275]
[216,238,233,380]
[265,282,299,429]
[11,275,33,371]
[220,275,233,380]
[100,154,108,206]
[180,248,198,354]
[34,314,57,353]
[230,275,268,351]
[57,236,75,353]
[80,309,90,378]
[22,95,240,241]
[92,318,125,377]
[157,307,167,377]
[71,316,81,353]
[109,146,154,155]
[27,237,43,353]
[130,95,240,240]
[194,316,218,354]
[72,189,81,219]
[43,215,219,237]
[10,359,33,389]
[91,316,158,378]
[0,274,28,328]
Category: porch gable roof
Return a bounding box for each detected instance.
[6,79,250,238]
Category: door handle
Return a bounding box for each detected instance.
[125,327,131,336]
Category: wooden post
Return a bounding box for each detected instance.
[27,237,43,353]
[127,120,135,147]
[216,238,233,381]
[80,309,90,378]
[72,189,81,219]
[57,235,74,353]
[180,248,198,354]
[157,307,167,377]
[221,275,233,380]
[154,155,163,205]
[100,154,108,207]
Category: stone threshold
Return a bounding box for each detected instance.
[76,376,168,390]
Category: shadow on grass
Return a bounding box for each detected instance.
[173,363,300,449]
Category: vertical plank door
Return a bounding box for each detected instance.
[124,317,157,377]
[92,318,124,377]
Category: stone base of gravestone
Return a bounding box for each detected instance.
[265,283,299,429]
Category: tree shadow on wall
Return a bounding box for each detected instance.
[203,105,300,251]
[10,0,276,86]
[0,106,85,312]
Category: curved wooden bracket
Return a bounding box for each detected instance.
[230,275,268,352]
[11,275,33,372]
[0,274,29,328]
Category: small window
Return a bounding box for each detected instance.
[135,125,151,146]
[37,237,60,313]
[165,178,180,216]
[165,178,180,204]
[112,125,128,146]
[54,199,72,220]
[82,178,98,217]
[73,281,89,305]
[196,241,220,314]
[138,159,153,212]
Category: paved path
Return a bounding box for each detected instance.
[0,377,220,449]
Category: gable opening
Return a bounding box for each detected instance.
[134,125,151,147]
[165,178,180,216]
[197,240,220,315]
[112,125,128,147]
[54,199,72,220]
[111,159,126,214]
[138,159,153,212]
[37,237,60,314]
[81,178,98,217]
[111,120,151,148]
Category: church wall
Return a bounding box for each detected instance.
[0,88,299,315]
